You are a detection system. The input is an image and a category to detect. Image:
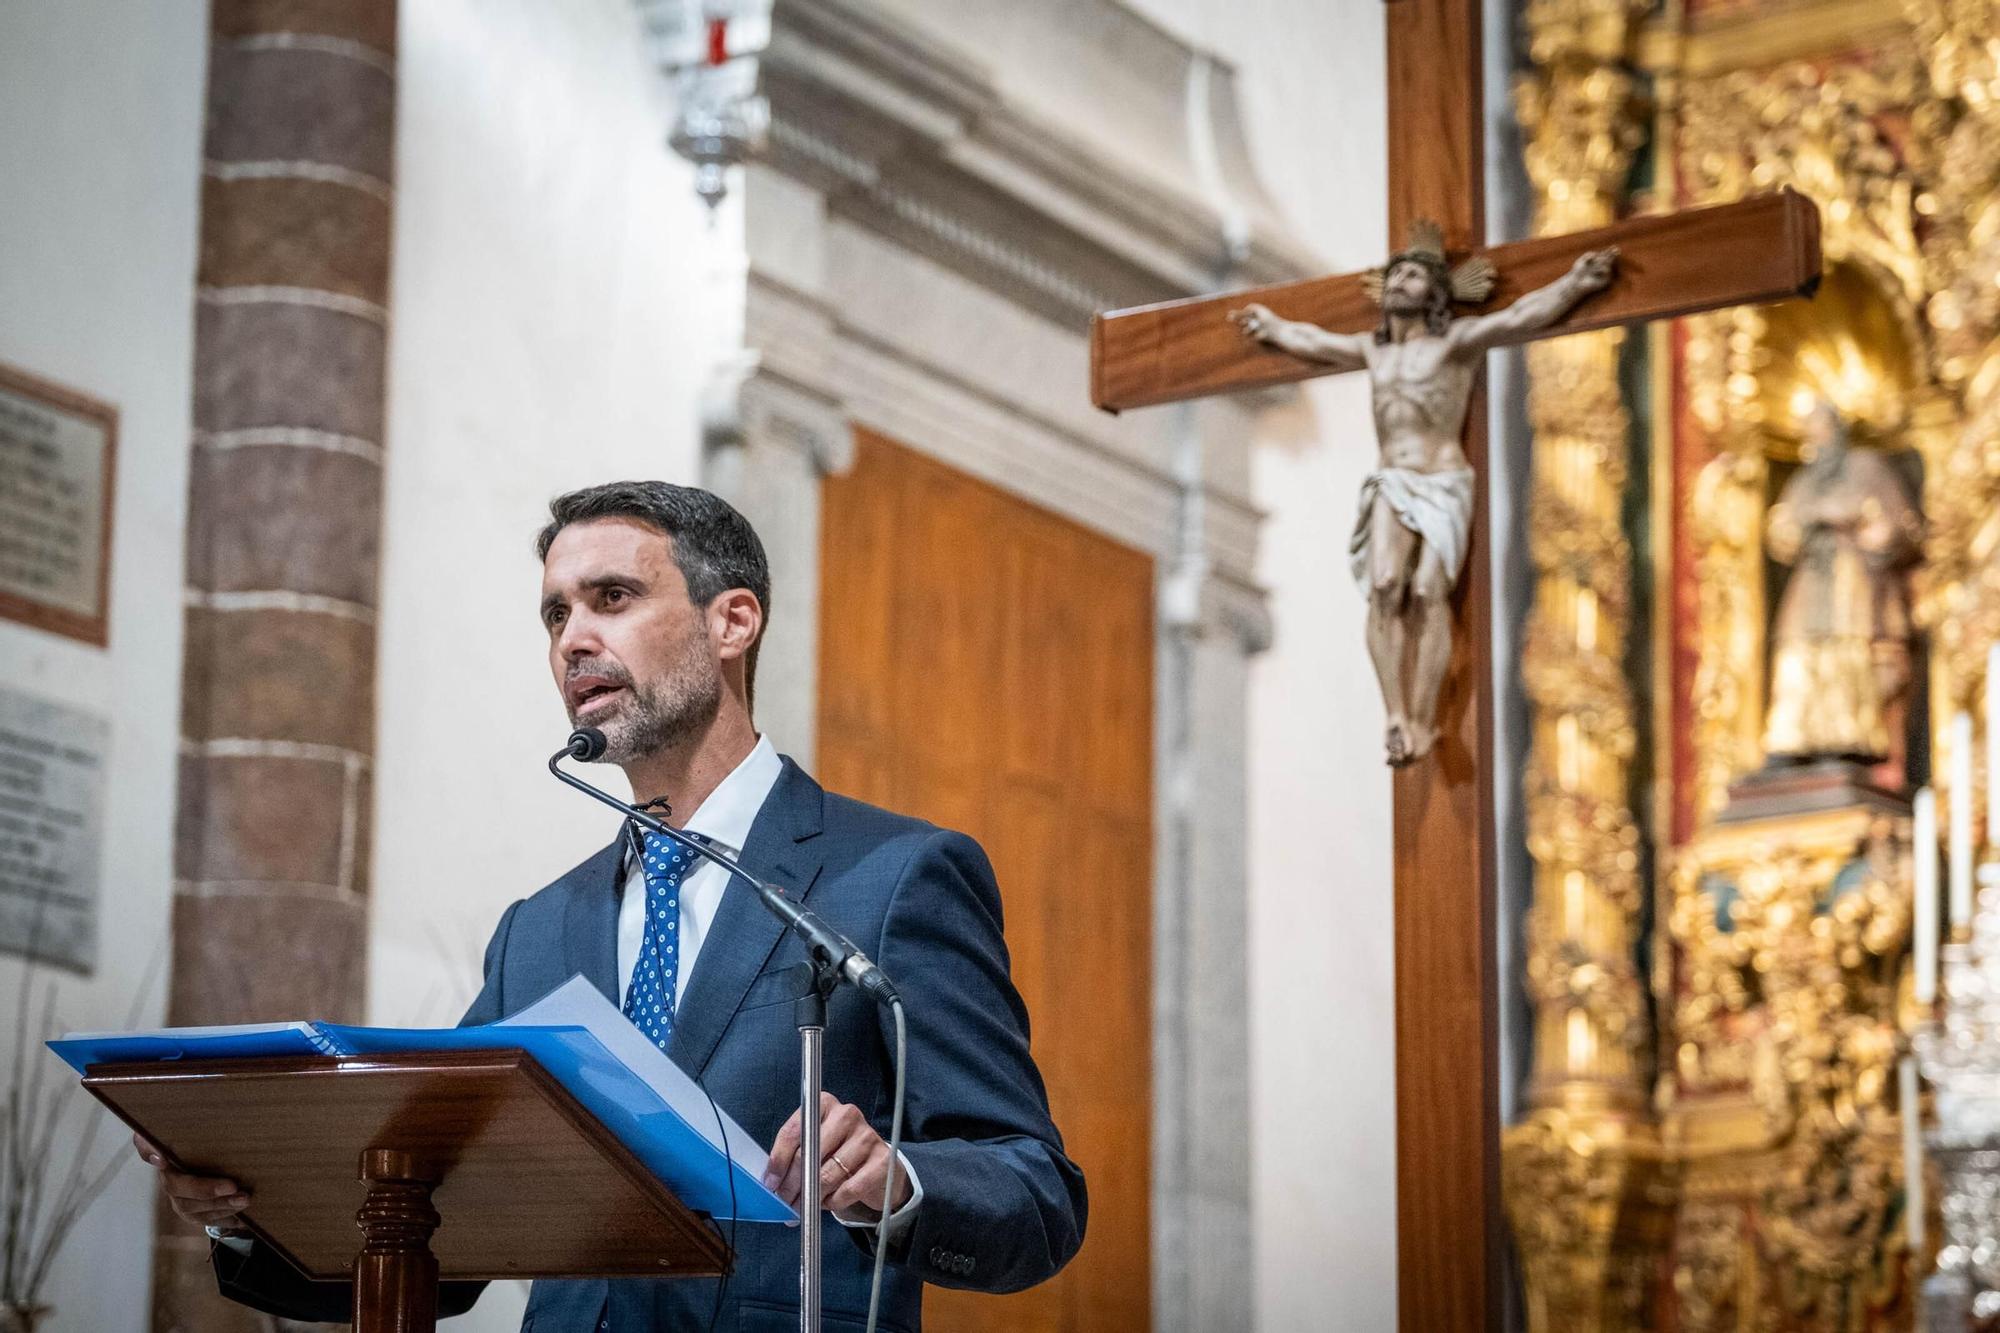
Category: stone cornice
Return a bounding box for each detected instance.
[699,348,854,478]
[753,0,1318,326]
[735,266,1265,575]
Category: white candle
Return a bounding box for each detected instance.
[1901,1055,1925,1251]
[1988,642,2000,845]
[1916,786,1939,1006]
[1953,712,1976,926]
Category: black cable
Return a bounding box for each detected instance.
[558,742,907,1330]
[699,1076,738,1333]
[550,739,901,1010]
[863,999,908,1333]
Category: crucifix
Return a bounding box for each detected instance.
[1086,1,1821,1326]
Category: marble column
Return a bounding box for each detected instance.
[156,2,397,1327]
[700,353,853,772]
[1153,404,1274,1333]
[1500,4,1665,1328]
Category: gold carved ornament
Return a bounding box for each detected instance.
[1686,429,1768,829]
[1667,46,1944,1332]
[1632,18,1976,1320]
[1673,1196,1747,1329]
[1504,1107,1667,1332]
[1666,812,1915,1328]
[1905,0,2000,755]
[1502,2,1668,1331]
[1678,52,1933,822]
[1512,0,1652,1101]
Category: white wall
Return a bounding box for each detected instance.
[0,2,208,1328]
[367,3,741,1325]
[1118,2,1397,1328]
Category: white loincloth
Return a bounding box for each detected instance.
[1348,466,1476,590]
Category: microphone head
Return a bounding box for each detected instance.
[566,727,609,762]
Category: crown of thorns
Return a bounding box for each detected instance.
[1361,220,1497,305]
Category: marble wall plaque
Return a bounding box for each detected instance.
[0,363,117,646]
[0,686,108,972]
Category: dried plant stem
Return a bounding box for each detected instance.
[0,920,158,1315]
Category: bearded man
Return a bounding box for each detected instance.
[1233,224,1617,765]
[137,481,1086,1330]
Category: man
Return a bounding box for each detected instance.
[136,481,1087,1329]
[1232,225,1617,765]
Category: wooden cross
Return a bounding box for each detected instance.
[1086,3,1821,1328]
[1090,190,1817,413]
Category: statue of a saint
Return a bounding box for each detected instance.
[1231,223,1617,765]
[1762,399,1925,763]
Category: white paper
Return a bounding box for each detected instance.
[60,1020,315,1042]
[496,975,772,1179]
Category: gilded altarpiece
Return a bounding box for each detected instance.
[1503,0,2000,1327]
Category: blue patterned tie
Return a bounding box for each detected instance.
[622,829,688,1052]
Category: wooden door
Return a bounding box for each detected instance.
[816,429,1154,1333]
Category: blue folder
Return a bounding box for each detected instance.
[50,975,795,1225]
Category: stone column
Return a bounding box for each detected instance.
[699,354,853,772]
[156,2,397,1327]
[1152,402,1273,1333]
[1499,3,1670,1328]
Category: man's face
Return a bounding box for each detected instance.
[1383,260,1436,314]
[540,517,722,764]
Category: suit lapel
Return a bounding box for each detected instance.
[560,834,625,1006]
[670,757,826,1078]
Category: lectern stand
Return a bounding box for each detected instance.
[85,1049,731,1332]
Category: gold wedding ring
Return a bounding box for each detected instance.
[829,1149,856,1178]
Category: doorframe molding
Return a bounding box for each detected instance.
[669,4,1308,1324]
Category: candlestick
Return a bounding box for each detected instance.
[1952,712,1975,927]
[1901,1055,1924,1251]
[1916,786,1939,1006]
[1988,642,2000,846]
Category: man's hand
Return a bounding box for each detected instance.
[1230,302,1279,343]
[1570,246,1618,294]
[133,1131,251,1233]
[763,1092,913,1220]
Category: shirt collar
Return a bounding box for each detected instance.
[624,735,782,864]
[681,734,782,856]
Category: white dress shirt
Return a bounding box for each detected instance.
[617,734,784,1012]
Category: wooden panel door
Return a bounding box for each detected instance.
[817,429,1154,1333]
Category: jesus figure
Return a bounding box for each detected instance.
[1232,224,1617,765]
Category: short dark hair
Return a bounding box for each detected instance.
[535,481,772,706]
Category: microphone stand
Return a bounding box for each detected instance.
[796,966,834,1333]
[548,734,894,1333]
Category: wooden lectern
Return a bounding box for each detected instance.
[85,1049,730,1332]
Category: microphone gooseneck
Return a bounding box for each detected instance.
[545,738,901,1007]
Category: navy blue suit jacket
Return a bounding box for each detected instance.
[214,757,1086,1330]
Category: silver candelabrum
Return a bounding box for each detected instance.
[636,0,772,212]
[1915,863,2000,1328]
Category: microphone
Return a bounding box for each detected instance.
[549,729,900,1006]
